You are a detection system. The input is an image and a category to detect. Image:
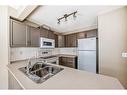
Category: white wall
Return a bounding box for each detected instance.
[0,6,9,89]
[98,7,127,88]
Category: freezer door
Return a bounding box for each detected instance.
[78,51,96,73]
[78,37,96,50]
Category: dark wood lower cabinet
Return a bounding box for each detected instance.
[59,57,77,69]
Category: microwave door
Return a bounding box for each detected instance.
[43,41,52,46]
[40,37,55,48]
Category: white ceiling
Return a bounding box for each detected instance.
[9,5,26,10]
[27,6,122,33]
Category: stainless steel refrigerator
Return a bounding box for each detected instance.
[77,37,97,73]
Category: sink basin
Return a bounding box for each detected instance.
[19,63,64,83]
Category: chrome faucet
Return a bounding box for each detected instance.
[26,58,32,74]
[26,57,47,75]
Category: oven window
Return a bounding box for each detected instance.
[51,61,57,64]
[43,41,52,46]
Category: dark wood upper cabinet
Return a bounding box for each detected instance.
[54,34,58,47]
[40,28,49,38]
[29,27,40,47]
[58,35,65,47]
[40,27,55,39]
[10,19,40,47]
[64,29,97,47]
[10,20,27,47]
[65,33,77,47]
[77,29,97,39]
[86,29,97,38]
[48,30,55,39]
[77,32,86,39]
[10,19,97,48]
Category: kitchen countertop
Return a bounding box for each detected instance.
[39,54,77,59]
[57,54,77,58]
[10,54,77,63]
[7,60,124,89]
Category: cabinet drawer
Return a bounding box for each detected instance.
[66,57,75,62]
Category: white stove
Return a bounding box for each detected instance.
[38,49,59,65]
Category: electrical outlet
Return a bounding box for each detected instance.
[19,51,23,55]
[122,53,127,57]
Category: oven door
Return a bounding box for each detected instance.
[46,57,59,65]
[40,37,55,48]
[50,61,57,64]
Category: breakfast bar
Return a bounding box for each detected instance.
[7,60,124,89]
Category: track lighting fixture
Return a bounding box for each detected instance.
[57,11,77,24]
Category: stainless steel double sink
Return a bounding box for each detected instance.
[19,62,64,83]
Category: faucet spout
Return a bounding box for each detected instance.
[26,58,32,74]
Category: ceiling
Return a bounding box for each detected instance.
[27,6,122,33]
[9,5,23,10]
[9,5,27,11]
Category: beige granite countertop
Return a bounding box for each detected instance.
[7,60,124,89]
[56,54,77,58]
[50,54,77,58]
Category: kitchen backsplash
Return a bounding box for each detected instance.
[10,48,39,62]
[59,48,77,55]
[10,47,77,62]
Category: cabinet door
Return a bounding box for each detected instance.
[86,29,97,38]
[30,27,40,47]
[71,34,77,47]
[54,34,58,47]
[77,32,86,39]
[65,34,77,47]
[59,57,66,66]
[11,20,27,47]
[65,35,69,47]
[48,30,55,39]
[59,57,77,68]
[58,35,65,47]
[66,57,76,68]
[40,28,48,38]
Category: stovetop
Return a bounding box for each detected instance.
[39,55,57,59]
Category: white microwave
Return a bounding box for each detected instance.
[40,37,55,48]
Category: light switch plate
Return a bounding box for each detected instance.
[122,53,127,57]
